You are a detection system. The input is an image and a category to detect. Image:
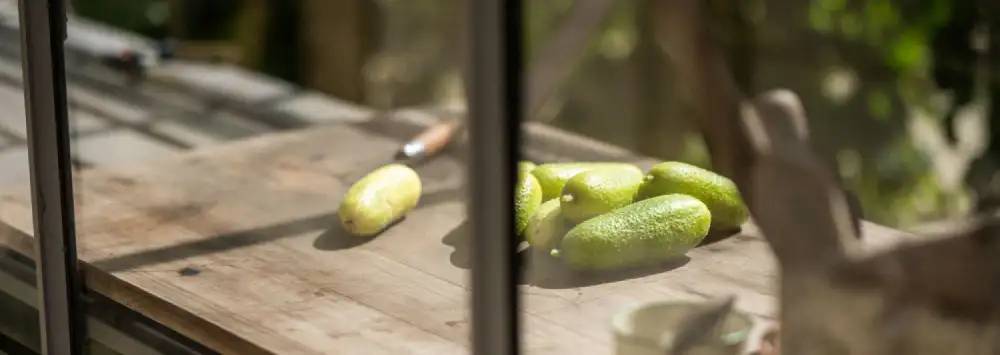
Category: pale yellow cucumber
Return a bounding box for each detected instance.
[339,164,421,237]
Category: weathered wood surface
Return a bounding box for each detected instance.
[0,112,911,354]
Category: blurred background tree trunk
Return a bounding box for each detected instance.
[298,0,374,103]
[631,0,700,162]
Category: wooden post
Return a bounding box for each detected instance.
[299,0,372,103]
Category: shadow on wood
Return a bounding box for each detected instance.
[441,220,472,269]
[520,249,691,289]
[444,217,695,288]
[698,227,742,247]
[311,217,377,250]
[93,212,337,273]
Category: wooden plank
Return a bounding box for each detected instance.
[68,84,151,124]
[148,61,293,104]
[0,146,30,186]
[275,91,372,124]
[0,120,910,354]
[0,83,27,139]
[74,129,180,166]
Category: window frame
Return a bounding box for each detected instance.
[467,1,523,354]
[17,0,85,353]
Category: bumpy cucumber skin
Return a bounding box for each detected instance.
[531,162,642,201]
[637,161,749,230]
[560,194,711,270]
[525,198,572,250]
[519,161,537,173]
[515,167,544,236]
[339,164,422,237]
[560,167,644,223]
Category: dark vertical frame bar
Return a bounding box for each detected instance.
[17,0,84,354]
[468,0,522,354]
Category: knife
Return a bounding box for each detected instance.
[395,119,463,163]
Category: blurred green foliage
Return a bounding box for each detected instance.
[800,0,988,225]
[74,0,171,38]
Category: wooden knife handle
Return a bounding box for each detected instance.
[397,120,462,160]
[417,120,461,155]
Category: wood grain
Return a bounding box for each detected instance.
[0,121,909,354]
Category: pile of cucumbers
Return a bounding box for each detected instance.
[337,160,748,272]
[519,161,748,271]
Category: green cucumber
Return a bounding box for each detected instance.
[560,194,711,270]
[525,199,572,251]
[560,167,644,223]
[531,162,642,201]
[515,164,544,236]
[637,161,749,230]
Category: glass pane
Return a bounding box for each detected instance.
[519,1,993,354]
[0,2,40,352]
[63,1,470,353]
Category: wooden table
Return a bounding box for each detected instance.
[0,116,912,354]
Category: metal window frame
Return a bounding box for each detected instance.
[468,0,522,354]
[17,0,85,354]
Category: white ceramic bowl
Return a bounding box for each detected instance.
[612,301,753,355]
